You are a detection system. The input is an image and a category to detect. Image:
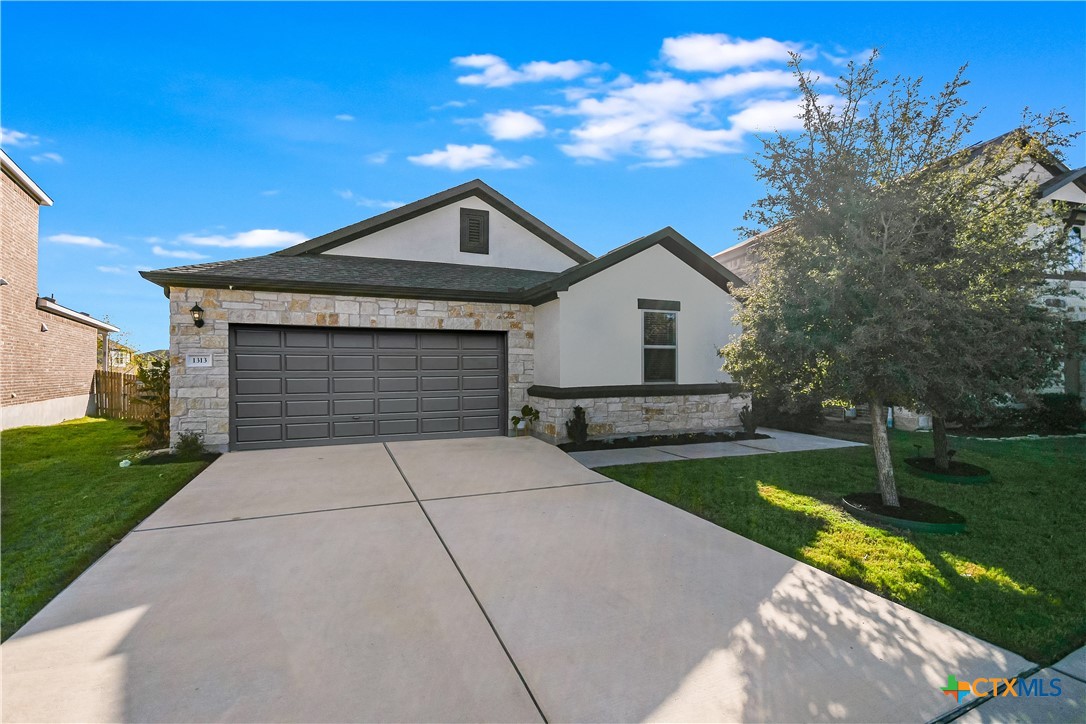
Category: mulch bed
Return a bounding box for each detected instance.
[843,492,965,525]
[558,430,769,453]
[904,457,991,477]
[137,452,221,466]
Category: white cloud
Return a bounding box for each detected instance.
[662,33,803,72]
[335,190,404,210]
[558,69,799,164]
[822,47,874,67]
[334,114,355,121]
[46,233,120,250]
[96,265,127,274]
[726,97,807,134]
[260,189,280,196]
[453,54,603,88]
[31,152,63,164]
[365,150,390,165]
[153,245,209,260]
[483,110,546,141]
[178,229,308,248]
[408,144,532,171]
[1,127,39,148]
[430,100,472,111]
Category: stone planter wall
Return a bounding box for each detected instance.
[168,287,534,451]
[528,392,749,444]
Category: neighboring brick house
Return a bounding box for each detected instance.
[1,150,118,430]
[712,132,1086,427]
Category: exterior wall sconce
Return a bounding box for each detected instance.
[40,322,48,332]
[190,303,205,328]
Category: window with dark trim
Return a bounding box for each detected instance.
[460,208,489,254]
[643,310,677,383]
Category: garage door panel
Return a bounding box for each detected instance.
[422,417,460,434]
[285,378,329,395]
[463,375,500,390]
[333,355,374,371]
[284,329,328,347]
[231,326,505,449]
[379,398,419,414]
[236,354,281,371]
[236,378,282,396]
[379,377,418,392]
[334,377,375,394]
[333,399,376,416]
[421,376,459,391]
[379,419,418,436]
[463,395,500,411]
[234,329,281,347]
[236,401,282,419]
[286,400,330,418]
[333,421,376,437]
[286,422,329,440]
[422,397,460,412]
[332,331,374,348]
[464,415,500,431]
[285,355,329,371]
[236,424,282,442]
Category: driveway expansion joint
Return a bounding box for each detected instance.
[133,499,416,532]
[382,443,548,723]
[418,478,612,503]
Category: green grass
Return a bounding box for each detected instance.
[1,418,212,640]
[600,430,1086,664]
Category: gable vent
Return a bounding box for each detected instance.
[460,208,490,255]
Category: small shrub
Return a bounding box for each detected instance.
[1033,393,1086,432]
[738,404,758,434]
[136,357,170,447]
[565,406,589,444]
[173,431,207,458]
[511,404,540,431]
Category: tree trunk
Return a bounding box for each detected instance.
[932,414,950,471]
[869,396,900,507]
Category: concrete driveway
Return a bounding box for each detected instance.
[2,437,1032,723]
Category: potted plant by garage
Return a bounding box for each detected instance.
[511,405,540,437]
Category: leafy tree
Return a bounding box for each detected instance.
[721,51,1078,505]
[136,357,171,447]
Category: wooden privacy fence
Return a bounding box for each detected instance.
[94,370,153,421]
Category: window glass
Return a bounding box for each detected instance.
[643,312,676,346]
[644,348,676,383]
[643,311,677,382]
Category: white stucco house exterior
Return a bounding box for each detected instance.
[143,180,747,451]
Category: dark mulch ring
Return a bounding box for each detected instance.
[843,492,966,525]
[904,456,991,478]
[137,452,221,466]
[558,430,769,453]
[953,427,1084,438]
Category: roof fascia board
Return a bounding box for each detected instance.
[138,270,531,304]
[522,228,744,305]
[35,297,118,331]
[1,150,53,206]
[276,179,594,263]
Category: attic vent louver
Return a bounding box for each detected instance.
[460,208,489,255]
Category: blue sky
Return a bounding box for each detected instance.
[3,2,1084,351]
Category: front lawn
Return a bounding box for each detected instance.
[1,418,213,640]
[600,430,1086,664]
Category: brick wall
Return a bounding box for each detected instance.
[1,171,99,413]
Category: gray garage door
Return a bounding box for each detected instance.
[229,326,506,450]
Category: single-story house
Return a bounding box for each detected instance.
[1,150,119,431]
[142,180,747,451]
[712,131,1086,427]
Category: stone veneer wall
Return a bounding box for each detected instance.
[169,287,534,451]
[528,392,749,444]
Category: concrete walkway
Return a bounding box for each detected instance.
[568,427,865,468]
[2,437,1031,723]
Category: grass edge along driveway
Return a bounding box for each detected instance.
[1,417,212,640]
[600,430,1086,665]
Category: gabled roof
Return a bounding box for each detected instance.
[1038,167,1086,200]
[139,254,562,303]
[276,179,594,263]
[35,296,118,332]
[1,149,53,206]
[522,227,744,305]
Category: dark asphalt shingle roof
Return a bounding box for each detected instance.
[140,254,563,302]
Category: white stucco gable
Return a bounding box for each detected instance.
[327,195,578,271]
[277,179,593,272]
